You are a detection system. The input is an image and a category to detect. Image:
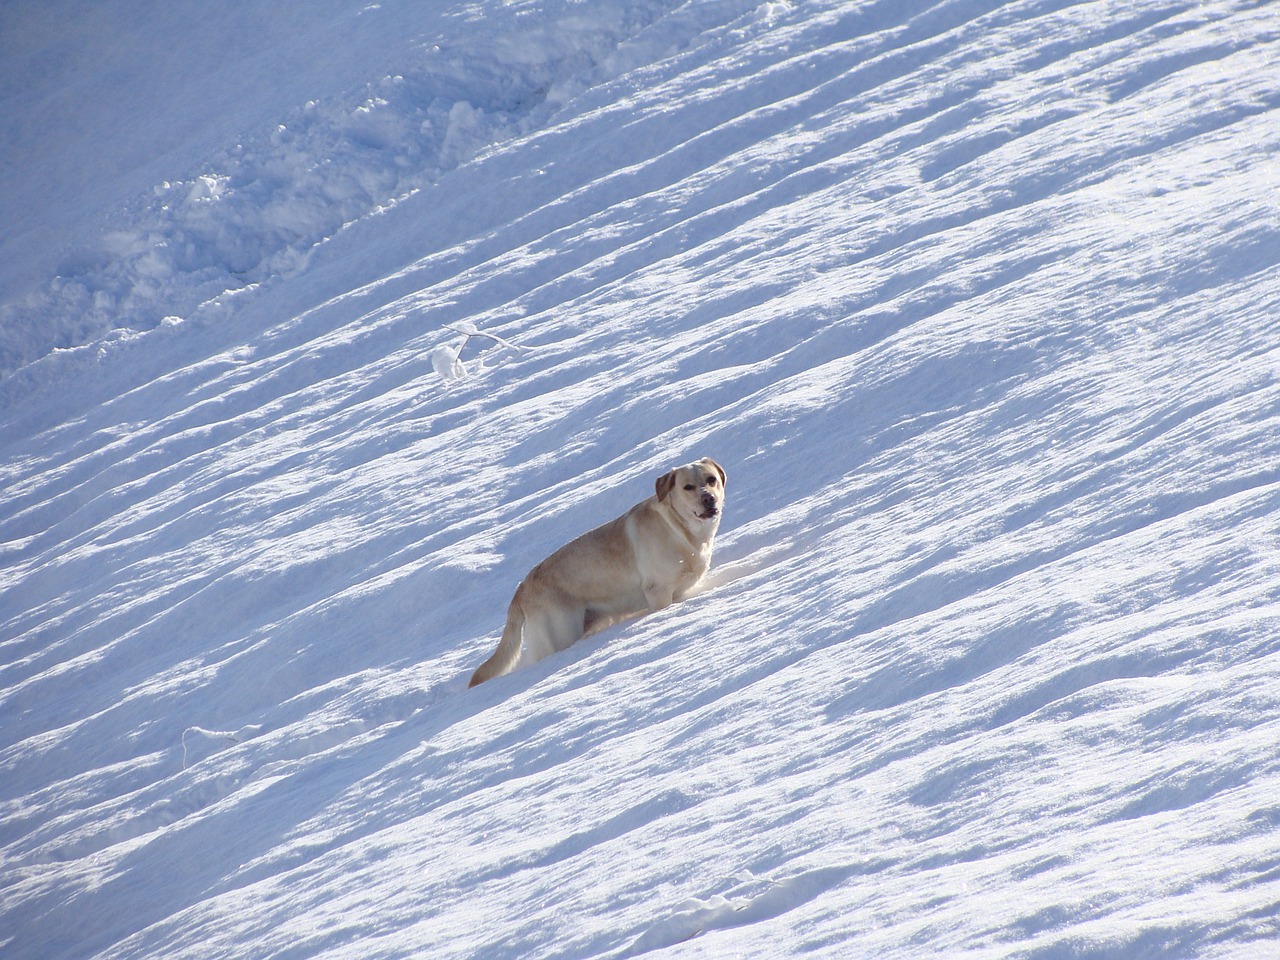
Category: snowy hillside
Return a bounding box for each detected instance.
[3,0,1280,957]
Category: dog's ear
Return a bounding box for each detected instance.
[655,469,677,502]
[705,457,727,488]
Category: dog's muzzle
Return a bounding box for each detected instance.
[699,494,719,519]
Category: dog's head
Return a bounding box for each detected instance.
[655,457,727,525]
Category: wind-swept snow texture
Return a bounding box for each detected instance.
[3,0,1280,957]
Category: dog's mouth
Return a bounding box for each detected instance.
[696,505,719,520]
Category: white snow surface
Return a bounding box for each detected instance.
[3,1,1280,958]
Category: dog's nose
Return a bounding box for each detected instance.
[701,493,718,510]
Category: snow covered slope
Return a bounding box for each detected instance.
[3,1,1280,958]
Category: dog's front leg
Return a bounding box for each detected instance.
[643,582,675,612]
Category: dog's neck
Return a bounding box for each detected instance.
[655,497,719,554]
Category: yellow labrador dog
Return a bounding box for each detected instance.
[469,457,727,686]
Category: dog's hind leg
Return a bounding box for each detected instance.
[522,601,586,662]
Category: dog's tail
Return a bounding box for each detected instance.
[468,593,525,687]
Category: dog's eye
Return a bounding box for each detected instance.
[684,484,696,491]
[705,475,717,486]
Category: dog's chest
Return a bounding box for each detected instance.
[676,542,713,583]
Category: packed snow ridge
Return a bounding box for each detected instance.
[0,0,758,380]
[3,1,1280,959]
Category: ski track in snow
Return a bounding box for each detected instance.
[3,0,1280,958]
